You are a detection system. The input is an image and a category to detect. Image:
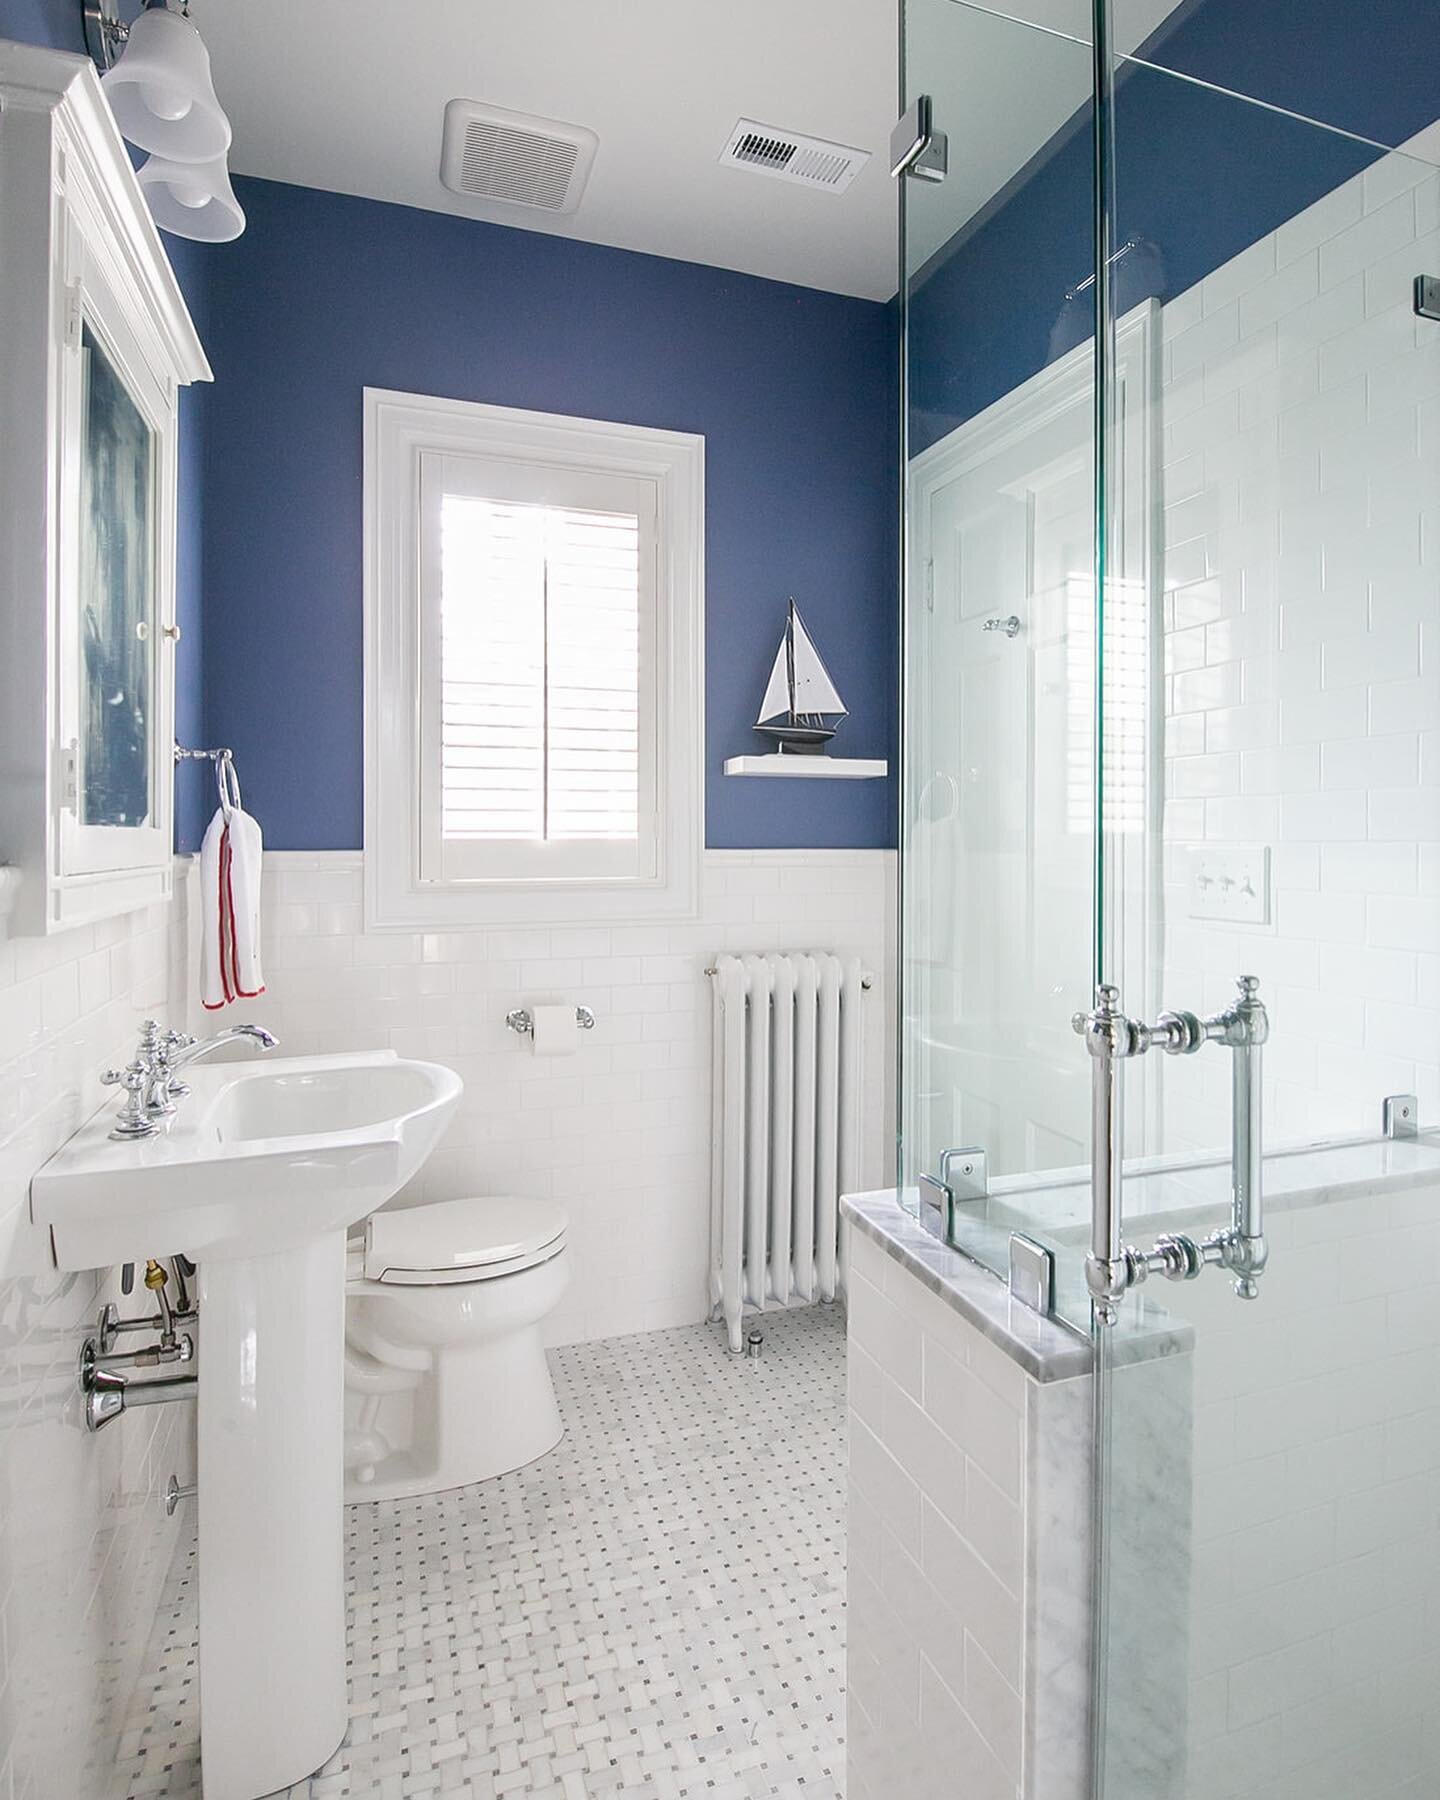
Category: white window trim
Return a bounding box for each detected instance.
[364,389,704,930]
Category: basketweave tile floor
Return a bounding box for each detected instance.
[116,1303,847,1800]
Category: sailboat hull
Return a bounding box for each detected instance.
[755,723,837,754]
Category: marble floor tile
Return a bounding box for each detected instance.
[114,1306,847,1800]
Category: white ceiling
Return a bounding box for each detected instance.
[197,0,902,302]
[195,0,1184,304]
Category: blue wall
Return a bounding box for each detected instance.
[0,0,83,51]
[910,0,1440,451]
[167,234,211,852]
[0,0,213,849]
[2,5,902,853]
[197,178,899,851]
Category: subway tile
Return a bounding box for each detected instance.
[882,1386,969,1535]
[851,1419,923,1544]
[1369,785,1440,845]
[848,1266,923,1397]
[922,1339,1022,1502]
[1319,192,1417,292]
[1171,300,1241,378]
[919,1500,1023,1692]
[1276,182,1364,266]
[1238,251,1321,336]
[1279,685,1369,745]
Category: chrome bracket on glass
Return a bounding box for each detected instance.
[1009,1233,1055,1315]
[890,96,948,183]
[1072,977,1269,1325]
[1384,1093,1419,1139]
[918,1144,987,1245]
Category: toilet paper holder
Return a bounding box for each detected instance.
[506,1006,596,1036]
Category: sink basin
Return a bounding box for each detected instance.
[213,1061,448,1142]
[32,1050,462,1268]
[32,1048,462,1800]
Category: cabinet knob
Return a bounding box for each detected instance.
[162,623,182,642]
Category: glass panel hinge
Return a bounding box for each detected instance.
[891,96,948,183]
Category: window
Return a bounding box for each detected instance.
[421,457,655,883]
[365,392,703,929]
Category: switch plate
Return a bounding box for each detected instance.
[1186,845,1271,924]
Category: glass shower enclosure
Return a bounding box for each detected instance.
[899,0,1440,1792]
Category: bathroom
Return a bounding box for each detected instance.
[0,0,1437,1794]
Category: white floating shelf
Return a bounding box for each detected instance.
[723,755,888,780]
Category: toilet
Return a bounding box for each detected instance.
[342,1195,569,1503]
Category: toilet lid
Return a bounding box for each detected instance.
[364,1196,567,1286]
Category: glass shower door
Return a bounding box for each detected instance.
[1091,9,1440,1796]
[900,0,1104,1287]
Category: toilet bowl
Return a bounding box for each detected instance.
[343,1194,569,1503]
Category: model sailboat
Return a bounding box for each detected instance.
[754,599,848,754]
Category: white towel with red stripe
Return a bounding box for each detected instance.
[200,802,266,1010]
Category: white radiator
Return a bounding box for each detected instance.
[709,952,867,1353]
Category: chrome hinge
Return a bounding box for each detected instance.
[56,738,78,813]
[63,281,83,350]
[1384,1093,1419,1139]
[940,1145,987,1199]
[891,96,948,183]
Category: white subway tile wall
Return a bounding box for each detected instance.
[1156,1183,1440,1799]
[0,879,196,1800]
[844,1228,1091,1800]
[1156,141,1440,1154]
[211,849,895,1347]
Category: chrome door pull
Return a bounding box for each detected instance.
[1073,976,1269,1323]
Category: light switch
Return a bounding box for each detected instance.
[1186,845,1271,924]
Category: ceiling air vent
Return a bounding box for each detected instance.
[719,118,870,194]
[440,100,599,214]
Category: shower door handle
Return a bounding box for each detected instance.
[1072,986,1138,1324]
[1072,977,1269,1323]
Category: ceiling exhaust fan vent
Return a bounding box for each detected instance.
[440,100,598,214]
[720,119,869,194]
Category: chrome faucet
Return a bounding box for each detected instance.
[103,1019,278,1139]
[146,1023,278,1114]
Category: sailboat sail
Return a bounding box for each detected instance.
[757,645,793,725]
[755,600,847,727]
[790,613,845,717]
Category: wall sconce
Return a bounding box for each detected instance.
[81,0,244,242]
[137,149,244,241]
[81,0,129,69]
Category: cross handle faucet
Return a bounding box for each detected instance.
[109,1020,280,1134]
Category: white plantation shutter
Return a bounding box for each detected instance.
[417,450,659,884]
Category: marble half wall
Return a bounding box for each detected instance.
[843,1189,1196,1800]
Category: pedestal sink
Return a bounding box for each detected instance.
[32,1050,463,1800]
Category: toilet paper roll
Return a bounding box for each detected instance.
[530,1004,579,1057]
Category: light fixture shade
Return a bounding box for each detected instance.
[136,151,245,242]
[102,6,231,163]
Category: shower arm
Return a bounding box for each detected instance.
[1071,977,1269,1325]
